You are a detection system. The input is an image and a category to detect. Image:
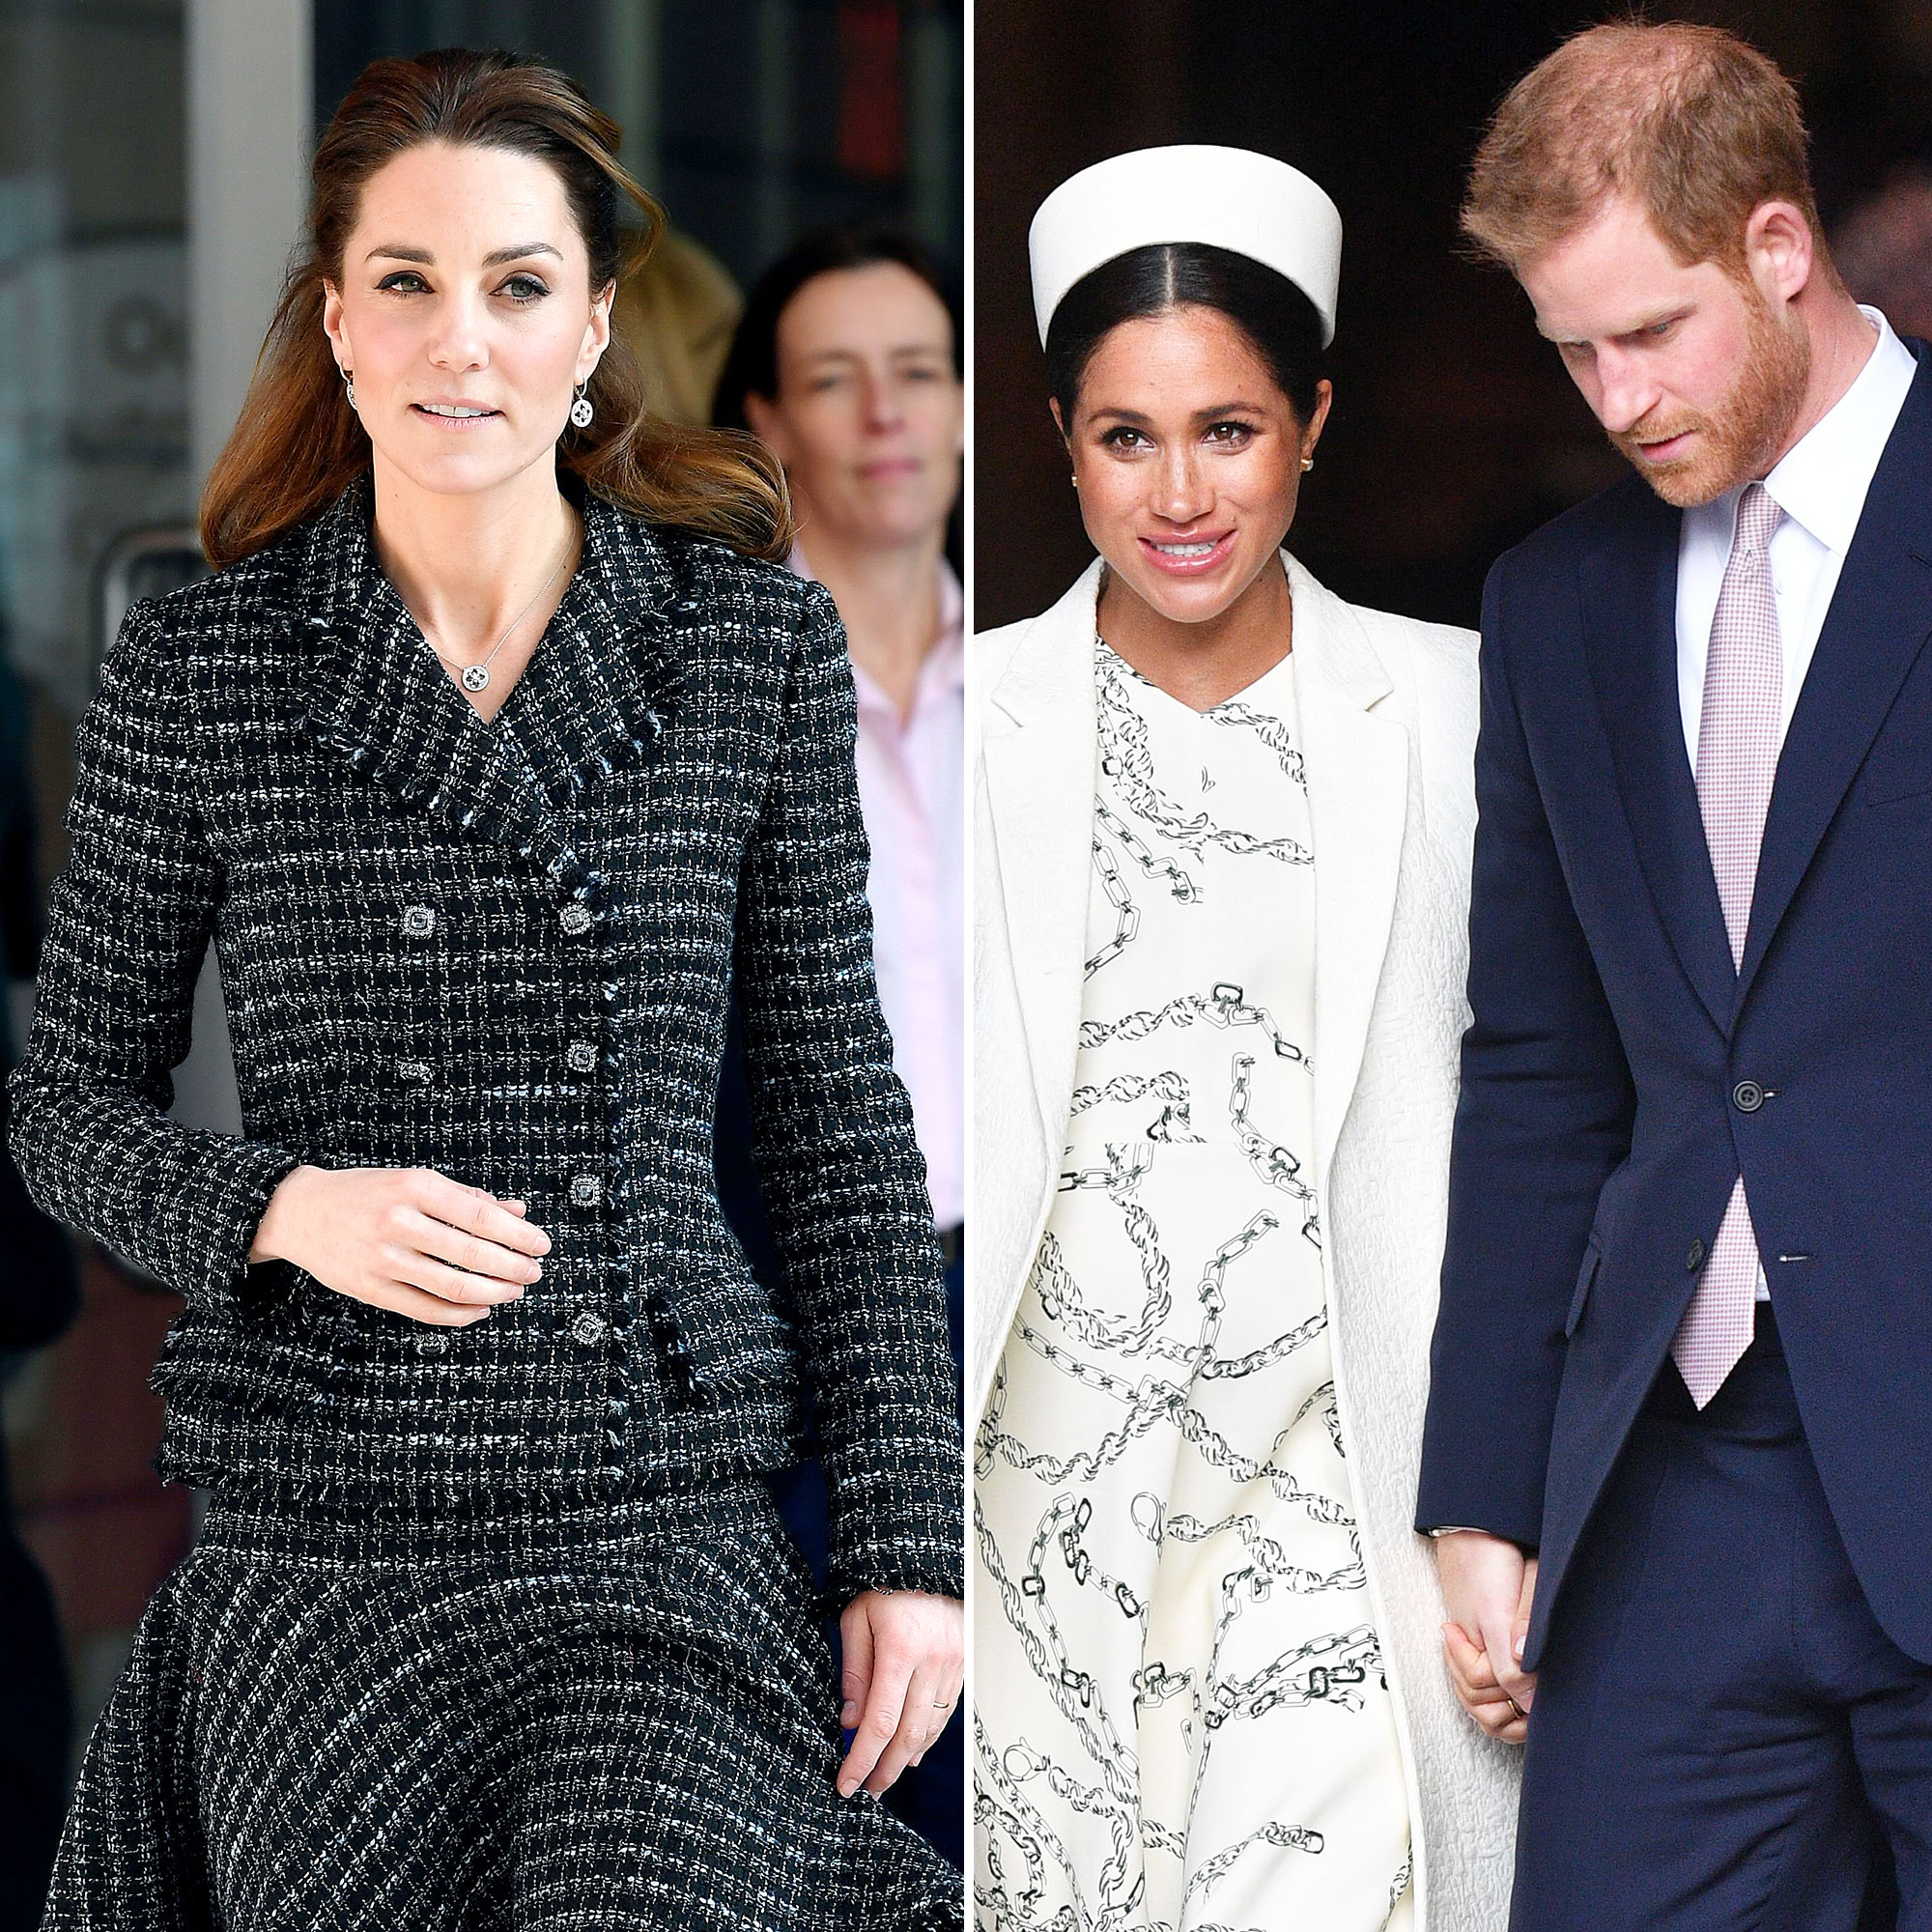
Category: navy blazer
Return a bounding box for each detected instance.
[1418,346,1932,1669]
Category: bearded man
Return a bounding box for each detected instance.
[1416,21,1932,1930]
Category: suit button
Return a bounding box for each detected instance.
[559,901,592,937]
[569,1311,608,1347]
[570,1174,604,1208]
[1687,1238,1706,1271]
[1732,1080,1765,1113]
[401,904,437,938]
[566,1040,598,1073]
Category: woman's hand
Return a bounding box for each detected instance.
[1435,1529,1539,1744]
[835,1589,964,1797]
[248,1164,550,1325]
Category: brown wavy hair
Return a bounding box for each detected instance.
[200,47,792,569]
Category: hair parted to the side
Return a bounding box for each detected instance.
[1463,19,1831,279]
[200,46,792,570]
[711,220,961,433]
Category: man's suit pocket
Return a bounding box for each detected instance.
[1862,739,1932,806]
[1565,1241,1603,1339]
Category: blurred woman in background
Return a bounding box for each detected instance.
[714,221,966,1868]
[716,224,963,1294]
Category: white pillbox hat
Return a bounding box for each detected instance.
[1028,144,1343,349]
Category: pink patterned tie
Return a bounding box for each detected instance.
[1673,482,1783,1407]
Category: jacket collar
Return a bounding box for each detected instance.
[1280,555,1407,1188]
[979,549,1408,1189]
[288,476,688,884]
[1580,342,1932,1030]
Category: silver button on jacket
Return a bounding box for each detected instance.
[5,478,960,1603]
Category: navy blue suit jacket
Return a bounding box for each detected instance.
[1418,346,1932,1671]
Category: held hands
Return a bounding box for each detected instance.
[836,1589,964,1799]
[249,1164,551,1324]
[1435,1529,1539,1745]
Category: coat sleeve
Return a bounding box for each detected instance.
[732,578,962,1605]
[7,600,302,1308]
[1414,554,1636,1548]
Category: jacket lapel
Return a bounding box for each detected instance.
[1737,359,1932,1005]
[1580,485,1738,1034]
[289,482,682,897]
[510,493,686,800]
[981,564,1102,1155]
[1290,557,1408,1187]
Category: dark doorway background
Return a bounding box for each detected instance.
[974,0,1932,633]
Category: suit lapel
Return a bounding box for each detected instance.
[981,565,1102,1155]
[289,482,683,898]
[1290,557,1407,1188]
[1580,486,1738,1033]
[1737,362,1932,1005]
[505,497,686,827]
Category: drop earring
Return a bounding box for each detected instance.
[569,381,594,429]
[341,366,356,410]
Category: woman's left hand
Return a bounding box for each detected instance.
[835,1589,964,1797]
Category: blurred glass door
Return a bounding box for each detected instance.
[0,0,207,1828]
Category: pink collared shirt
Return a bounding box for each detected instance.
[791,545,964,1229]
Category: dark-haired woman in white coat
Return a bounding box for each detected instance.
[972,147,1520,1931]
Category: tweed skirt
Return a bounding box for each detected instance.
[42,1478,960,1932]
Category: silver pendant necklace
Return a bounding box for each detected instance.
[422,518,578,696]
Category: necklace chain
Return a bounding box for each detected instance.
[416,515,581,695]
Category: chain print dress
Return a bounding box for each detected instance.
[974,637,1413,1932]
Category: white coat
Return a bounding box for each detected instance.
[972,553,1520,1931]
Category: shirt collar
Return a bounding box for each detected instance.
[788,541,965,713]
[1752,306,1917,555]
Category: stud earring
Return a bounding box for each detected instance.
[341,366,356,410]
[1300,456,1314,472]
[569,381,594,430]
[1070,475,1080,490]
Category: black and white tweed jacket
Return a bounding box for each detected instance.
[9,478,961,1603]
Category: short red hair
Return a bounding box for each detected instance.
[1463,20,1828,277]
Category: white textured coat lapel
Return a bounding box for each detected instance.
[1288,554,1409,1188]
[980,561,1103,1153]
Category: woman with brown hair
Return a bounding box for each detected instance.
[11,48,961,1931]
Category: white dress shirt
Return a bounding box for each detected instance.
[1676,307,1917,764]
[1675,305,1918,1297]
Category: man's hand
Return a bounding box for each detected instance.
[835,1589,963,1798]
[1435,1530,1539,1744]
